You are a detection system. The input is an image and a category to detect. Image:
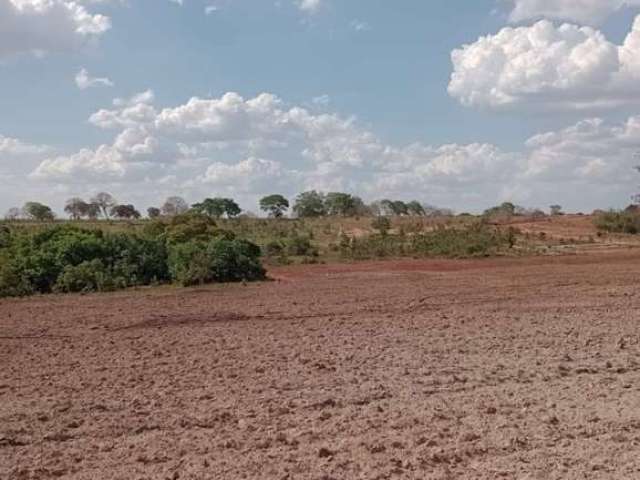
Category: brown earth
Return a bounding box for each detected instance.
[2,250,640,479]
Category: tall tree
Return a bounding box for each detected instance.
[259,194,290,218]
[23,202,55,222]
[110,204,141,219]
[64,198,89,220]
[91,192,116,219]
[192,198,242,218]
[293,191,326,218]
[325,192,357,217]
[147,207,161,219]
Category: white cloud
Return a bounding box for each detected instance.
[75,67,114,89]
[297,0,322,14]
[0,135,50,155]
[0,0,110,58]
[26,91,640,212]
[506,0,640,25]
[449,15,640,110]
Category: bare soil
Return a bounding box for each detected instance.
[2,250,640,479]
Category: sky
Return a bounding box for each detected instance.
[2,0,640,215]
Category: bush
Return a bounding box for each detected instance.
[594,210,640,234]
[0,222,266,297]
[285,233,317,256]
[169,238,266,286]
[54,259,108,293]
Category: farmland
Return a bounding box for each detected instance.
[2,215,640,479]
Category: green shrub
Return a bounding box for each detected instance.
[54,259,108,293]
[0,222,266,298]
[0,260,34,297]
[0,225,11,249]
[169,238,265,287]
[594,210,640,234]
[164,213,234,245]
[285,233,317,256]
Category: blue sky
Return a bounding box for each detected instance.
[2,0,640,214]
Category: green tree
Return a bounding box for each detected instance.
[64,198,89,220]
[192,198,242,218]
[325,192,357,217]
[259,194,290,218]
[293,191,326,218]
[407,201,426,216]
[550,205,563,216]
[147,207,161,219]
[110,204,141,220]
[23,202,55,222]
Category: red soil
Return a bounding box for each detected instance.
[2,250,640,479]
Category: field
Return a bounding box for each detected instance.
[3,229,640,479]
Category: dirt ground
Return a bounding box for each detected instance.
[2,250,640,479]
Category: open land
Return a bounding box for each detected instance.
[2,218,640,479]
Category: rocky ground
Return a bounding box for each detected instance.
[2,251,640,479]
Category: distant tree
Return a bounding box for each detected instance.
[147,207,161,219]
[86,203,101,220]
[4,207,21,220]
[23,202,55,222]
[91,192,116,219]
[110,204,141,220]
[377,199,408,216]
[351,196,370,217]
[64,198,89,220]
[406,201,426,216]
[550,205,564,216]
[391,200,409,216]
[192,198,242,218]
[484,202,516,218]
[293,191,326,218]
[325,192,358,217]
[161,196,189,217]
[371,216,391,236]
[259,194,289,218]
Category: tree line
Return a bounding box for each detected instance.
[4,191,455,222]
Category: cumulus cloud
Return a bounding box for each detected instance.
[75,67,114,89]
[0,0,111,58]
[25,91,640,212]
[449,15,640,110]
[0,135,50,155]
[506,0,640,25]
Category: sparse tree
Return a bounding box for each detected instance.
[4,207,21,220]
[23,202,55,222]
[64,198,89,220]
[550,205,563,216]
[259,194,289,218]
[293,191,326,218]
[110,204,141,220]
[91,192,116,219]
[192,198,242,218]
[147,207,161,219]
[161,196,189,217]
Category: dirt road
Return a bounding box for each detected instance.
[2,252,640,479]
